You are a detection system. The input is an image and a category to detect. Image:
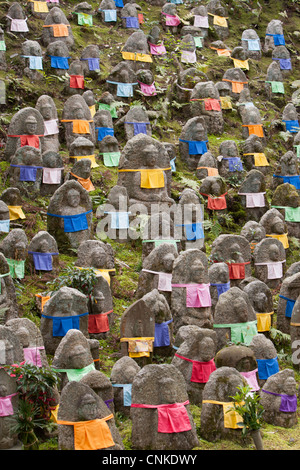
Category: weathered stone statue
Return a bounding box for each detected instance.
[213,287,258,351]
[179,116,209,171]
[57,381,124,449]
[110,356,141,417]
[47,180,93,253]
[35,95,60,154]
[27,230,59,274]
[260,369,297,428]
[130,364,199,450]
[253,238,286,289]
[171,248,213,332]
[172,326,217,404]
[40,287,89,356]
[42,6,74,48]
[190,81,224,135]
[117,134,174,209]
[200,367,247,443]
[9,145,43,198]
[5,107,45,161]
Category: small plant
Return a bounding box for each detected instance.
[5,362,60,450]
[230,385,265,450]
[47,265,98,303]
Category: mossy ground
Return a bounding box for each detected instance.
[1,0,300,451]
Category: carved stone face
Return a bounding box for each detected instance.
[272,216,285,234]
[15,327,30,348]
[24,148,37,165]
[211,180,222,195]
[92,248,107,268]
[234,298,248,322]
[78,393,98,421]
[25,116,37,135]
[93,291,105,312]
[283,376,297,396]
[159,377,176,404]
[53,10,63,24]
[194,122,205,140]
[199,336,216,361]
[252,292,267,312]
[69,344,89,369]
[67,189,81,208]
[269,243,280,262]
[162,253,175,272]
[144,144,158,168]
[41,105,53,121]
[39,239,50,253]
[191,259,204,283]
[72,106,85,120]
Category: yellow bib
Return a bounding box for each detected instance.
[202,400,243,429]
[232,58,249,70]
[266,233,289,249]
[7,206,26,220]
[31,1,49,12]
[209,13,228,27]
[89,105,96,117]
[256,312,273,332]
[118,168,170,189]
[70,155,99,168]
[220,96,233,110]
[121,51,153,63]
[121,337,154,358]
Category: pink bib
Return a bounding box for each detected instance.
[172,283,212,308]
[0,394,17,417]
[23,347,43,367]
[163,13,181,26]
[149,43,166,55]
[175,354,216,383]
[240,369,260,392]
[131,400,192,433]
[139,82,157,96]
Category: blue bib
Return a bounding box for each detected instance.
[179,139,208,155]
[123,16,139,28]
[28,251,58,271]
[0,219,10,233]
[81,57,100,71]
[267,33,285,46]
[154,319,173,347]
[42,312,88,337]
[47,210,92,233]
[273,174,300,189]
[279,295,296,318]
[95,126,114,141]
[256,357,279,380]
[183,223,204,241]
[125,121,149,136]
[223,157,243,172]
[283,120,300,133]
[50,56,70,69]
[11,165,43,182]
[210,281,231,298]
[112,383,132,406]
